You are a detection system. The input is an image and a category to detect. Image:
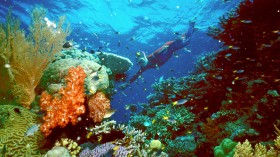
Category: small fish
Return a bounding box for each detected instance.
[103,109,116,118]
[163,116,169,120]
[90,49,95,54]
[204,106,208,110]
[225,53,232,57]
[130,37,134,41]
[234,76,246,81]
[118,41,121,47]
[167,118,177,124]
[272,30,280,34]
[152,119,156,124]
[241,20,252,24]
[62,41,72,48]
[144,121,152,127]
[159,75,164,82]
[86,132,93,139]
[261,44,272,48]
[98,135,103,142]
[228,45,240,50]
[183,48,191,53]
[174,32,180,35]
[25,124,40,137]
[233,69,244,73]
[246,58,256,61]
[213,75,222,80]
[115,31,120,35]
[172,99,188,106]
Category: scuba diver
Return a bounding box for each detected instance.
[119,4,206,89]
[128,19,196,84]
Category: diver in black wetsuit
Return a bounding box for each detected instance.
[127,19,196,84]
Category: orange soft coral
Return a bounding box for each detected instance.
[88,92,111,122]
[40,66,86,136]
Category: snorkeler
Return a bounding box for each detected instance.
[127,19,196,84]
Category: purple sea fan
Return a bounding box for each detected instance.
[79,143,129,157]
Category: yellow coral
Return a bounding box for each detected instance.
[234,137,280,157]
[0,7,70,108]
[55,138,81,157]
[0,105,45,156]
[234,139,254,157]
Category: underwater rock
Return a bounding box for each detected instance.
[0,105,45,156]
[96,52,133,74]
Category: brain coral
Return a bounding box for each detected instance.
[39,58,109,95]
[0,105,45,156]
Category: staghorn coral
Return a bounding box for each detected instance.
[87,92,111,122]
[0,105,45,156]
[87,120,117,135]
[40,66,86,136]
[0,7,69,108]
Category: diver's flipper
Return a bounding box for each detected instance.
[135,51,148,67]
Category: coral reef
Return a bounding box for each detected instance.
[40,66,86,136]
[87,92,111,122]
[130,0,280,156]
[0,105,45,156]
[0,7,69,108]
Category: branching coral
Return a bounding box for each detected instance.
[40,66,86,136]
[234,137,280,157]
[87,92,111,122]
[0,7,70,108]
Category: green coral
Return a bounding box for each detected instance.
[165,135,197,156]
[145,105,195,139]
[0,105,45,156]
[214,138,237,157]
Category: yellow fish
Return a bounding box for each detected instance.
[98,135,103,142]
[152,119,156,124]
[86,132,92,139]
[103,109,116,119]
[163,116,169,120]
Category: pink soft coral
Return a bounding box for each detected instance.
[88,92,111,122]
[40,66,86,136]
